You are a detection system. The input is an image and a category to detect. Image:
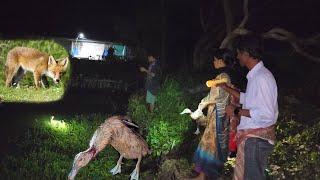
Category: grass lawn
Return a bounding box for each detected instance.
[0,85,65,102]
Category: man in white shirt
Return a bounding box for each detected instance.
[217,35,278,180]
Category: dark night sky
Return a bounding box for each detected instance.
[0,0,319,52]
[0,0,138,39]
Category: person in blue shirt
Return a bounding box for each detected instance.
[139,52,161,112]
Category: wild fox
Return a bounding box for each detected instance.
[5,47,69,88]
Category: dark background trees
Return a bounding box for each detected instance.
[0,0,320,102]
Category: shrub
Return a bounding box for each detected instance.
[268,103,320,179]
[127,78,191,156]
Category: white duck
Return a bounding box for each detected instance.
[180,101,212,135]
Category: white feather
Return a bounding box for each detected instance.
[190,108,203,119]
[180,107,204,120]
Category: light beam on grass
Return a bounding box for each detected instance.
[49,116,68,131]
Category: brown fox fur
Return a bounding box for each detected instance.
[5,47,68,88]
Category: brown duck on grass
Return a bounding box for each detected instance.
[68,115,151,180]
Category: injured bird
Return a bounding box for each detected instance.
[68,115,151,180]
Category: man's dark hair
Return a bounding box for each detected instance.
[234,34,264,60]
[212,48,236,67]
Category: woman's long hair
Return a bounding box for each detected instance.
[211,48,246,90]
[212,48,237,69]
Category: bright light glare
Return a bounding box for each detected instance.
[49,116,68,130]
[78,33,85,39]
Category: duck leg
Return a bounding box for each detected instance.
[110,154,124,175]
[130,156,142,180]
[194,125,200,135]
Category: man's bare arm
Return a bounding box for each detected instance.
[140,67,155,77]
[227,106,251,118]
[239,109,251,118]
[217,83,240,99]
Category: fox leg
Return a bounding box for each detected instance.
[33,72,41,89]
[12,67,25,87]
[5,65,20,87]
[41,75,49,88]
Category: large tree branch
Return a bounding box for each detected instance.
[220,0,249,48]
[291,43,320,63]
[220,28,251,48]
[190,0,320,70]
[222,0,234,33]
[299,34,320,46]
[262,28,320,63]
[238,0,249,28]
[200,7,209,32]
[218,0,320,63]
[200,0,220,33]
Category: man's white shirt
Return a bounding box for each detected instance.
[238,61,278,130]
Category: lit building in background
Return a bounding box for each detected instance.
[70,39,129,61]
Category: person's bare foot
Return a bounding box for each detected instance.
[148,104,154,112]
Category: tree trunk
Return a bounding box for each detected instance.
[193,35,210,70]
[193,24,225,70]
[222,0,234,34]
[161,0,166,68]
[219,0,249,49]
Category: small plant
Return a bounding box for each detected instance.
[128,78,191,157]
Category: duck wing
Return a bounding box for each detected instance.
[120,117,139,129]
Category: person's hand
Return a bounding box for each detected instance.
[226,105,236,118]
[140,67,147,72]
[230,116,240,130]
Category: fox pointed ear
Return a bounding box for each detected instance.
[59,57,69,71]
[48,56,57,66]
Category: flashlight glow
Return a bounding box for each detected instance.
[49,116,68,130]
